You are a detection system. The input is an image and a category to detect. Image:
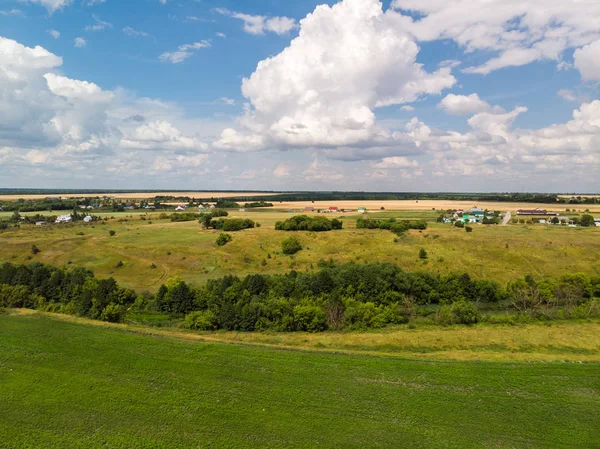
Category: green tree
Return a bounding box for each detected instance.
[282,237,302,255]
[580,214,595,227]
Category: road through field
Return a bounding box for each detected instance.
[502,211,511,225]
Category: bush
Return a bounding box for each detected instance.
[184,310,218,331]
[216,233,233,247]
[282,237,302,255]
[116,261,124,268]
[100,303,125,323]
[465,226,473,233]
[31,245,40,255]
[419,248,428,259]
[293,305,328,332]
[454,221,464,228]
[450,300,480,324]
[109,230,116,237]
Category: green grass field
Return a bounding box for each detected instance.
[1,209,599,291]
[1,311,599,449]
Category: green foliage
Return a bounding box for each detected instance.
[437,301,479,326]
[465,226,473,233]
[184,310,218,330]
[419,248,428,259]
[31,244,40,255]
[275,215,343,232]
[282,236,303,255]
[100,303,125,323]
[170,212,200,222]
[216,233,233,247]
[580,214,595,227]
[215,200,240,209]
[109,230,116,237]
[243,201,273,208]
[356,217,426,234]
[455,221,465,228]
[210,218,256,232]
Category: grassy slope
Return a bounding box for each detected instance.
[1,312,599,449]
[1,210,600,291]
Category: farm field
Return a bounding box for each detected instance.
[1,208,599,291]
[1,311,599,449]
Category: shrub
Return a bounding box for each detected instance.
[31,245,40,255]
[450,300,480,324]
[216,233,233,246]
[116,261,124,268]
[109,230,116,236]
[282,237,302,255]
[100,303,125,323]
[293,305,327,332]
[184,310,218,331]
[419,248,428,259]
[454,221,465,228]
[465,226,473,233]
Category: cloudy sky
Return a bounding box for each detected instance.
[1,0,599,192]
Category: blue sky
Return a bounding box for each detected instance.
[0,0,599,191]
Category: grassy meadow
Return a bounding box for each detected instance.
[1,207,599,291]
[1,311,599,449]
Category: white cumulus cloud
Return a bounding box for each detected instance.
[214,0,455,152]
[438,94,495,116]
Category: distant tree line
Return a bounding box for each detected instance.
[244,201,273,208]
[2,262,599,331]
[275,215,343,232]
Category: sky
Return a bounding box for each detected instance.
[0,0,599,192]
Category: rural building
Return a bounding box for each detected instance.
[517,208,558,216]
[83,216,93,223]
[595,218,600,227]
[327,207,339,213]
[55,214,72,224]
[175,205,187,211]
[358,207,367,213]
[304,207,315,212]
[239,208,246,212]
[35,221,46,226]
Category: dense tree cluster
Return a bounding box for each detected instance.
[275,215,343,232]
[356,217,427,234]
[0,262,135,323]
[210,218,257,232]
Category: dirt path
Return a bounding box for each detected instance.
[502,211,511,226]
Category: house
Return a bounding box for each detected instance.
[175,205,186,211]
[469,207,485,217]
[595,218,600,227]
[55,214,72,224]
[83,216,93,223]
[239,208,246,212]
[539,219,547,224]
[358,207,367,213]
[35,221,46,226]
[327,206,339,213]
